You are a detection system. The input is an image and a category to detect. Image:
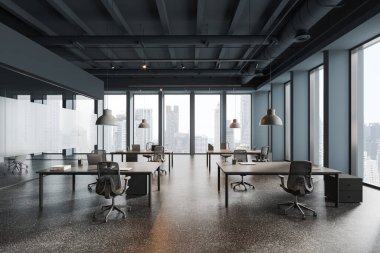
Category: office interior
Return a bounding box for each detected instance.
[1,0,380,252]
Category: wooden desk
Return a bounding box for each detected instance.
[207,150,261,172]
[110,150,174,171]
[217,161,342,208]
[36,162,161,209]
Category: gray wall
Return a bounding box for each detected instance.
[253,92,269,149]
[271,83,285,161]
[291,71,309,160]
[324,50,350,173]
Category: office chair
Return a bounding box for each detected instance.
[87,150,107,191]
[220,143,232,162]
[9,155,28,174]
[143,142,154,161]
[278,161,317,219]
[254,146,269,162]
[151,145,166,174]
[93,162,131,223]
[230,150,254,191]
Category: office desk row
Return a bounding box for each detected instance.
[110,150,174,171]
[206,149,261,172]
[217,161,342,208]
[36,162,161,209]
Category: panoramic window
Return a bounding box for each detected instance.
[195,94,220,152]
[226,94,251,150]
[104,94,127,152]
[133,94,159,150]
[309,66,324,166]
[351,36,380,187]
[164,94,190,153]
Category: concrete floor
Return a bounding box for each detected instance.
[1,155,380,252]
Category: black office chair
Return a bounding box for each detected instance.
[230,150,255,191]
[278,161,317,219]
[220,143,232,162]
[93,162,131,222]
[87,150,107,191]
[254,146,269,162]
[151,145,166,174]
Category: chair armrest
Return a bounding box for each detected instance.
[305,177,314,193]
[123,176,131,192]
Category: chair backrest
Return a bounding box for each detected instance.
[132,144,140,151]
[220,143,229,150]
[287,161,313,195]
[152,146,165,162]
[145,142,154,151]
[261,146,269,156]
[96,162,122,197]
[87,153,104,165]
[208,143,214,151]
[234,150,248,162]
[151,144,159,151]
[92,150,107,161]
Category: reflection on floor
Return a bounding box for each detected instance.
[0,155,380,252]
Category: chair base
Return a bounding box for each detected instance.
[143,154,153,161]
[93,197,131,223]
[88,182,96,191]
[220,155,231,162]
[277,198,317,219]
[155,167,167,175]
[231,176,255,191]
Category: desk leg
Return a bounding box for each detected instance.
[218,165,220,191]
[206,153,208,167]
[148,173,152,207]
[208,154,211,173]
[225,174,229,208]
[158,167,161,191]
[72,175,75,191]
[39,174,43,210]
[335,174,339,207]
[111,154,114,161]
[171,153,173,169]
[168,154,171,173]
[121,154,124,162]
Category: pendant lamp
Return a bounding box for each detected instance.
[260,109,283,125]
[96,70,117,126]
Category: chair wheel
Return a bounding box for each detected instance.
[302,216,306,220]
[88,185,92,191]
[313,213,317,217]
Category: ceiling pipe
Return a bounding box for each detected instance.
[241,0,343,84]
[33,35,276,47]
[87,69,241,76]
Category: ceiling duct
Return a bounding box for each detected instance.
[241,0,343,84]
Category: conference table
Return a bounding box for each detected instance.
[110,150,174,171]
[36,162,161,210]
[217,161,342,208]
[207,149,261,172]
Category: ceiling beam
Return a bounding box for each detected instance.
[195,0,206,67]
[74,58,268,63]
[0,0,96,68]
[100,0,146,60]
[33,35,274,46]
[46,0,119,65]
[216,0,248,68]
[155,0,177,67]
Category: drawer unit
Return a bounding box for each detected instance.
[324,174,362,203]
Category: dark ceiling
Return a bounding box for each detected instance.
[1,0,379,90]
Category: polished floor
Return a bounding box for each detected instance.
[0,155,380,253]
